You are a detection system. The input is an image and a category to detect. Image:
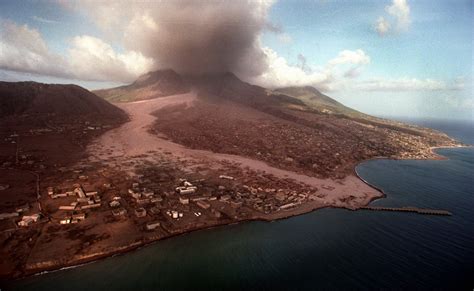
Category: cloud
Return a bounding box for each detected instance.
[386,0,411,30]
[0,21,153,82]
[375,17,390,36]
[374,0,411,36]
[327,49,370,66]
[251,47,461,94]
[32,16,59,24]
[68,35,153,82]
[0,21,69,78]
[327,49,370,80]
[354,77,464,91]
[251,47,333,90]
[251,48,370,91]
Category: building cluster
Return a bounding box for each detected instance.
[228,185,318,214]
[17,214,41,227]
[48,184,102,224]
[0,203,42,227]
[127,182,163,219]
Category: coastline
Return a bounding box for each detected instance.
[7,145,469,282]
[6,100,469,283]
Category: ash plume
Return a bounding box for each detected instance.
[81,0,275,78]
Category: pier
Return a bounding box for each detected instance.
[360,206,452,216]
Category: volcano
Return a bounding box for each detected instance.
[94,69,458,179]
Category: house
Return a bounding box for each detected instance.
[109,200,120,208]
[219,175,235,180]
[18,217,34,227]
[17,214,40,227]
[59,205,76,211]
[142,190,154,198]
[191,197,207,202]
[196,200,210,210]
[72,213,86,220]
[129,190,141,199]
[146,221,161,231]
[176,182,198,195]
[112,208,127,216]
[275,192,287,202]
[135,207,147,217]
[150,196,163,203]
[74,187,86,198]
[179,196,189,205]
[81,203,101,210]
[171,210,179,219]
[279,202,297,210]
[178,188,196,195]
[136,198,150,205]
[60,218,71,224]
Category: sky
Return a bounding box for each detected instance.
[0,0,472,120]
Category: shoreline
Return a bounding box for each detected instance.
[6,145,468,282]
[6,109,469,283]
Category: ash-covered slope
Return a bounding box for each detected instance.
[148,71,460,178]
[94,69,190,102]
[0,81,126,121]
[274,86,362,117]
[185,72,307,109]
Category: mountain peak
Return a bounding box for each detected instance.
[94,69,190,102]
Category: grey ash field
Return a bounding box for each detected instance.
[0,71,462,279]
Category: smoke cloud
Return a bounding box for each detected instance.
[75,0,274,78]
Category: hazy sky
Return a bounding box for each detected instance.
[0,0,472,120]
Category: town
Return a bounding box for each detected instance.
[1,162,326,236]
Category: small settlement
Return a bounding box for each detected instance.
[1,167,324,237]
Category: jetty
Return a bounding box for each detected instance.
[360,206,452,216]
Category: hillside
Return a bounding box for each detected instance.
[94,69,190,102]
[87,68,459,178]
[274,86,363,117]
[149,71,459,178]
[0,81,127,121]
